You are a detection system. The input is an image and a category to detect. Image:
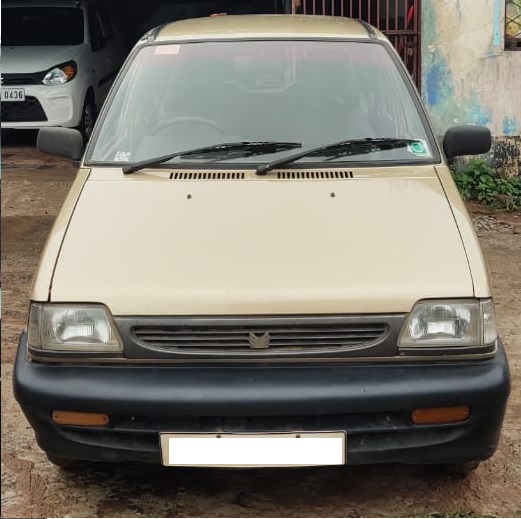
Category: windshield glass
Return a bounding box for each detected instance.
[88,40,436,166]
[2,7,85,46]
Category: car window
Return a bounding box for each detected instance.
[88,9,106,51]
[87,40,436,166]
[2,7,85,46]
[97,7,115,40]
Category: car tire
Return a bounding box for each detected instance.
[76,96,96,143]
[437,460,481,477]
[46,453,85,469]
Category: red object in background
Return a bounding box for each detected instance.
[406,5,415,27]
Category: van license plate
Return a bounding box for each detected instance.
[1,88,25,102]
[160,432,346,467]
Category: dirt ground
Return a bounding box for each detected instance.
[1,132,520,518]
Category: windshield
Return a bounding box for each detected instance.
[2,7,85,46]
[88,40,436,166]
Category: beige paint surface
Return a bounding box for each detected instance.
[46,166,475,315]
[156,14,377,42]
[30,168,90,301]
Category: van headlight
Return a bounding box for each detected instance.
[398,299,497,348]
[28,303,122,353]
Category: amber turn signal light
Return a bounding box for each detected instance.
[52,410,109,426]
[411,406,470,425]
[61,64,76,80]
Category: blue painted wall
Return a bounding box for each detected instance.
[421,0,520,140]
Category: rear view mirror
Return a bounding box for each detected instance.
[37,128,85,162]
[443,125,491,160]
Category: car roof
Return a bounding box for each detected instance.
[155,15,386,43]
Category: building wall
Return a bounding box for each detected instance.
[421,0,521,177]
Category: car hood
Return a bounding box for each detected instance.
[1,45,83,74]
[50,166,473,315]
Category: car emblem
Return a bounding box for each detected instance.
[248,332,270,349]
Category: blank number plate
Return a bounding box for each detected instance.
[1,88,25,102]
[160,432,346,467]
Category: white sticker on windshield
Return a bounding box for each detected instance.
[155,45,181,55]
[407,140,430,157]
[114,151,131,162]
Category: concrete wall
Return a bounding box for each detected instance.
[421,0,521,177]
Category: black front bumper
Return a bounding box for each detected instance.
[14,333,511,466]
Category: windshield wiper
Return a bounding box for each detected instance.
[122,141,302,174]
[255,138,420,175]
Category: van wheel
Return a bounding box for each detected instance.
[76,97,96,143]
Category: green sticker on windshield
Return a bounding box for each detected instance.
[407,140,430,157]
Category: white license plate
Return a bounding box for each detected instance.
[160,432,346,467]
[1,88,26,102]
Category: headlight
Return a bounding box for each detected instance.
[28,303,122,353]
[42,61,77,86]
[398,299,497,348]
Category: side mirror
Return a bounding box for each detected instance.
[443,125,491,160]
[37,128,85,162]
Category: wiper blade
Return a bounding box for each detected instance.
[255,138,420,175]
[122,141,302,174]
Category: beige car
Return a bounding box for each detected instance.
[15,15,510,472]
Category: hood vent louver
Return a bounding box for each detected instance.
[171,171,246,180]
[169,170,354,180]
[277,170,354,180]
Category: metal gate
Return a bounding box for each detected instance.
[290,0,421,86]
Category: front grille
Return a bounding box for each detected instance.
[1,96,47,122]
[134,323,386,351]
[121,315,403,361]
[1,72,45,86]
[117,315,404,361]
